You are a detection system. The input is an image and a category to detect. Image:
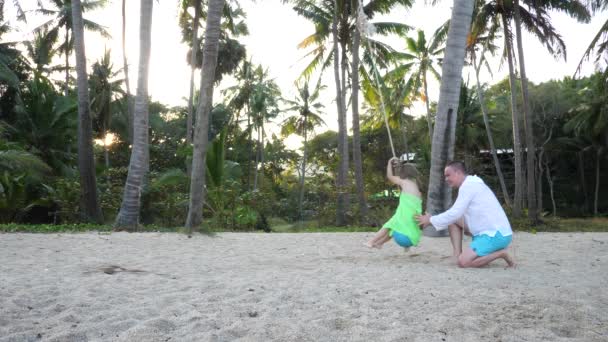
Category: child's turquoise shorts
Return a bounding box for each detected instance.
[471,231,512,256]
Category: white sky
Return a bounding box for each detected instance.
[4,0,606,146]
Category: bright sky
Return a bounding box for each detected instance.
[5,0,606,144]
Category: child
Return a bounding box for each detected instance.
[365,157,423,249]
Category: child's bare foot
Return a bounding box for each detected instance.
[503,253,515,268]
[364,242,374,248]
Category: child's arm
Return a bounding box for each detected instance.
[386,157,403,187]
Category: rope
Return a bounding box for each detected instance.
[356,1,396,158]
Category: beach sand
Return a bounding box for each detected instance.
[1,232,606,342]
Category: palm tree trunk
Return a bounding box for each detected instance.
[472,51,511,207]
[114,0,153,230]
[298,119,308,221]
[186,0,225,232]
[72,0,103,224]
[513,0,537,223]
[187,0,202,147]
[64,25,70,96]
[423,72,434,141]
[424,0,474,237]
[577,151,589,213]
[593,148,601,216]
[103,123,110,168]
[122,0,134,145]
[351,22,367,219]
[333,0,348,226]
[424,0,474,236]
[502,16,524,218]
[253,126,261,190]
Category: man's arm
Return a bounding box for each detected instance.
[427,183,476,230]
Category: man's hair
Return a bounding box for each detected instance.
[446,160,467,174]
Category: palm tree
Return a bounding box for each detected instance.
[281,79,326,221]
[89,49,124,168]
[466,8,511,207]
[576,0,608,77]
[71,0,103,223]
[425,0,474,237]
[292,0,412,225]
[394,24,448,140]
[35,0,110,96]
[564,73,607,216]
[186,0,226,232]
[473,0,590,218]
[249,75,281,191]
[114,0,153,230]
[24,28,62,77]
[512,0,590,223]
[121,0,133,144]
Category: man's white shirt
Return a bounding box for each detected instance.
[429,175,513,237]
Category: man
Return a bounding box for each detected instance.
[416,161,514,268]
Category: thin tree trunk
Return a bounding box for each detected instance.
[114,0,153,230]
[64,25,70,96]
[187,0,202,147]
[502,16,524,218]
[332,0,347,226]
[472,51,511,207]
[423,72,434,141]
[103,123,110,168]
[253,127,261,190]
[593,148,601,216]
[544,158,556,217]
[425,0,474,237]
[122,0,134,145]
[186,0,225,231]
[351,21,367,219]
[577,151,589,214]
[298,119,307,221]
[513,0,537,223]
[72,0,103,224]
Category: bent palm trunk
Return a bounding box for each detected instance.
[186,0,225,231]
[425,0,474,237]
[114,0,153,230]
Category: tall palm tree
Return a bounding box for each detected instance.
[249,74,281,190]
[425,0,474,237]
[292,0,412,225]
[186,0,226,232]
[24,28,61,77]
[89,49,124,168]
[35,0,110,96]
[466,6,511,207]
[114,0,153,230]
[512,0,590,223]
[121,0,133,144]
[472,0,589,218]
[394,24,448,140]
[71,0,103,223]
[564,73,607,216]
[281,79,326,221]
[576,0,608,77]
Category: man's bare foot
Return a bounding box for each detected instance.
[364,242,374,248]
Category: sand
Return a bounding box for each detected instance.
[0,232,606,342]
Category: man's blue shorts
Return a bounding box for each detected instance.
[471,231,512,256]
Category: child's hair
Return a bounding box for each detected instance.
[396,162,418,180]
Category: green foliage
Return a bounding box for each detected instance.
[141,169,189,227]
